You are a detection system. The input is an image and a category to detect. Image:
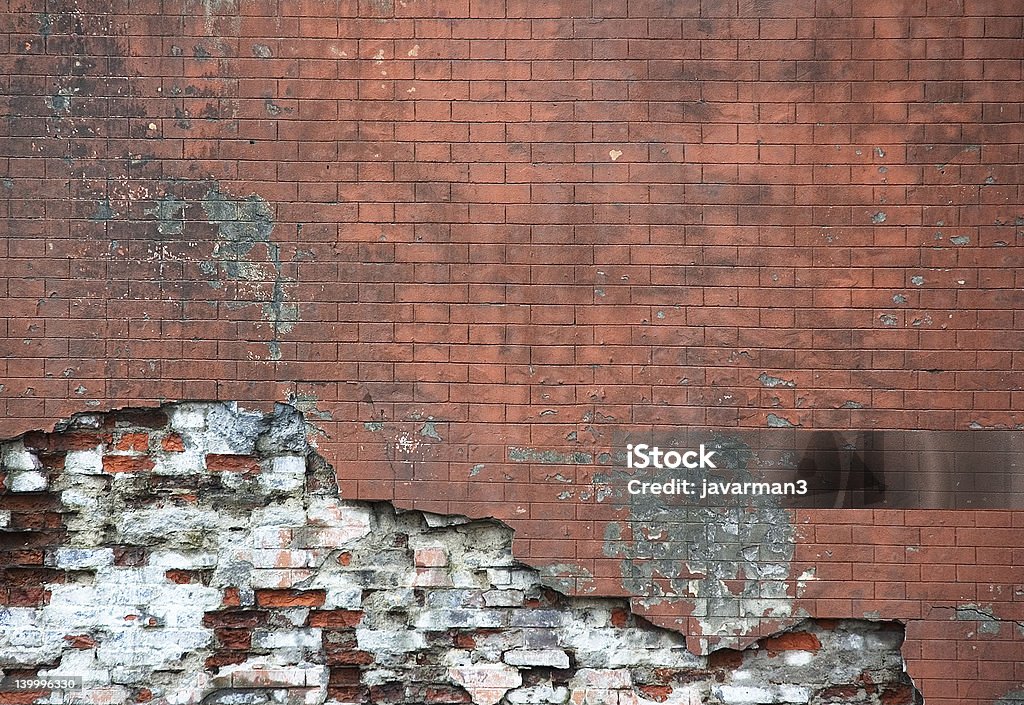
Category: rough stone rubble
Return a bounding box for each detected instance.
[0,402,920,704]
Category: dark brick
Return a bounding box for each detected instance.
[202,610,268,629]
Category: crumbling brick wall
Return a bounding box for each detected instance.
[2,0,1023,703]
[1,403,921,705]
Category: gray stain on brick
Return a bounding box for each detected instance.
[508,447,594,465]
[766,413,798,428]
[140,183,299,360]
[144,194,187,235]
[418,422,442,441]
[45,92,73,114]
[91,198,116,221]
[200,185,298,360]
[757,372,795,388]
[954,604,1004,635]
[264,99,289,116]
[536,563,596,595]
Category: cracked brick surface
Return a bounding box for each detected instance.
[2,1,1024,703]
[0,403,921,705]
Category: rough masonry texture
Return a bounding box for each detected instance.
[2,0,1024,703]
[0,403,923,705]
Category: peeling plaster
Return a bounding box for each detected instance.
[596,434,799,653]
[0,404,923,705]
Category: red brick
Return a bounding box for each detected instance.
[326,649,375,666]
[326,687,368,703]
[309,610,364,628]
[0,690,49,705]
[205,454,261,473]
[102,456,155,474]
[637,685,673,702]
[64,634,97,649]
[23,432,109,452]
[165,570,199,584]
[115,433,149,452]
[763,631,822,654]
[205,652,248,669]
[222,588,242,608]
[215,628,252,650]
[161,433,186,452]
[202,610,268,629]
[255,589,327,608]
[708,649,744,669]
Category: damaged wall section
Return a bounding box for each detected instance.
[0,403,920,704]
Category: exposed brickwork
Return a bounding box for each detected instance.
[2,0,1023,703]
[0,404,921,705]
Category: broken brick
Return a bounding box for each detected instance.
[255,588,327,608]
[102,455,155,473]
[762,631,822,654]
[115,432,149,452]
[309,610,364,628]
[205,454,260,473]
[161,433,185,452]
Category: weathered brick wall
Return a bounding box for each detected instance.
[2,0,1023,703]
[1,403,922,705]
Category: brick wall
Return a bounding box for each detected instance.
[0,403,922,705]
[1,0,1023,703]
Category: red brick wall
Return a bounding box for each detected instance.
[1,0,1023,702]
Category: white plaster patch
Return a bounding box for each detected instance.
[260,455,306,493]
[2,440,41,471]
[7,469,47,492]
[65,448,103,474]
[713,684,774,704]
[54,547,114,570]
